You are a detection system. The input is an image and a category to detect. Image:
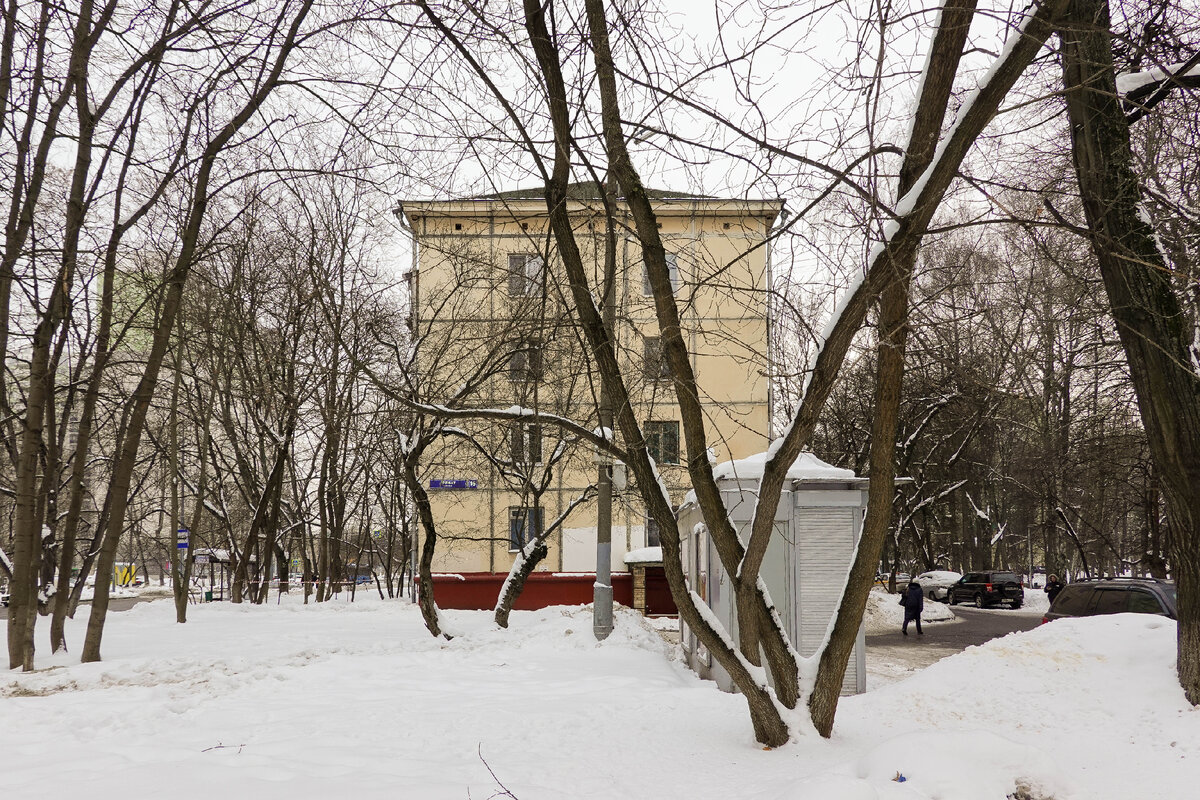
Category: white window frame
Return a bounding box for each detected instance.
[508,341,544,382]
[643,335,671,381]
[508,253,544,296]
[642,252,679,296]
[508,506,545,551]
[510,421,543,466]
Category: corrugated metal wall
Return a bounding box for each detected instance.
[794,506,863,694]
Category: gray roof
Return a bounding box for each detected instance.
[468,181,712,201]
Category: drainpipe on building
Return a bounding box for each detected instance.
[766,204,786,441]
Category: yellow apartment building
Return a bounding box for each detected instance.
[398,185,782,577]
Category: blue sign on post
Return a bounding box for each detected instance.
[177,527,189,549]
[429,479,478,490]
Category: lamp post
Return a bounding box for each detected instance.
[594,190,618,641]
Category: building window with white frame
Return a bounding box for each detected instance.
[645,420,680,465]
[645,513,662,547]
[510,421,542,465]
[509,340,544,381]
[642,252,679,296]
[508,253,544,296]
[508,506,544,551]
[643,335,671,381]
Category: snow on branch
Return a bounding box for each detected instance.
[966,491,990,522]
[1116,58,1200,95]
[406,400,626,461]
[1118,53,1200,123]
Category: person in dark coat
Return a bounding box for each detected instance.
[900,581,924,635]
[1045,574,1065,604]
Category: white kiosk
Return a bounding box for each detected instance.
[678,451,869,696]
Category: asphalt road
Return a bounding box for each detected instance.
[869,605,1042,648]
[0,594,147,620]
[866,605,1043,677]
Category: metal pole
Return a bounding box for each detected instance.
[594,460,613,640]
[1029,525,1034,588]
[594,189,618,641]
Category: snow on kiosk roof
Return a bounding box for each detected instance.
[713,450,860,482]
[682,450,867,508]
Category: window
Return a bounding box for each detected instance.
[510,422,542,465]
[1090,588,1129,615]
[508,254,543,296]
[1052,585,1093,615]
[645,420,680,465]
[1128,590,1167,615]
[509,341,543,381]
[645,514,661,547]
[643,336,670,380]
[509,506,544,550]
[642,252,679,296]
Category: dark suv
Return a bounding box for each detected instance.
[947,571,1024,609]
[1043,578,1176,623]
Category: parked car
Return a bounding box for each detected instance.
[947,571,1024,608]
[874,573,911,589]
[915,570,963,602]
[1042,578,1176,623]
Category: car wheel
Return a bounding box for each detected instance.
[974,593,984,608]
[948,592,957,606]
[1011,600,1023,609]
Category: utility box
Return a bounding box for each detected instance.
[678,452,869,696]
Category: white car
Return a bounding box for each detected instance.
[915,570,963,602]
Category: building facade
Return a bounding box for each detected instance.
[399,187,782,577]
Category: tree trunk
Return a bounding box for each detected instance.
[809,0,976,733]
[7,0,102,670]
[1059,0,1200,705]
[402,449,448,639]
[168,309,188,623]
[514,0,792,746]
[493,542,548,629]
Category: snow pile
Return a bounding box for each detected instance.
[839,614,1194,800]
[863,587,955,634]
[1018,587,1052,615]
[2,595,1195,799]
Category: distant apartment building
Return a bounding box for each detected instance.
[398,185,782,578]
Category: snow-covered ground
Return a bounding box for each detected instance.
[2,594,1195,799]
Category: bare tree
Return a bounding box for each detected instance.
[1058,0,1200,704]
[80,0,322,664]
[402,0,1075,744]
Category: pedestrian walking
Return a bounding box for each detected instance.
[900,581,924,636]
